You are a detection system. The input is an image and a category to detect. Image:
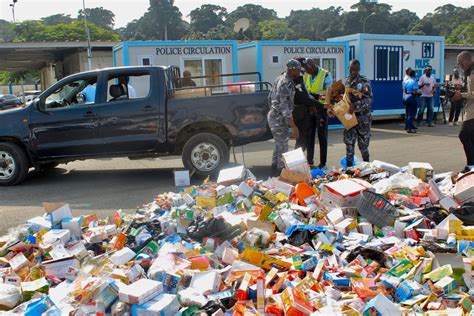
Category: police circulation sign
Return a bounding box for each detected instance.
[156,46,232,55]
[283,46,344,55]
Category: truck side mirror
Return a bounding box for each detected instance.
[36,98,46,112]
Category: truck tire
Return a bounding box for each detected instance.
[182,133,230,177]
[0,142,29,186]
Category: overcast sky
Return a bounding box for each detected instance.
[1,0,472,27]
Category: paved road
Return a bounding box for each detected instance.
[0,121,465,234]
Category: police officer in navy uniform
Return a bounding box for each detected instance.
[292,57,321,151]
[330,59,373,168]
[303,58,333,169]
[268,59,301,174]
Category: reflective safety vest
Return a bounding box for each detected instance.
[304,68,328,94]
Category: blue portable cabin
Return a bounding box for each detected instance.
[328,33,445,117]
[237,40,349,84]
[112,40,239,86]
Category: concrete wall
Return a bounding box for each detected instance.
[78,50,113,72]
[115,47,124,66]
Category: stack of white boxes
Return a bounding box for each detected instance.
[282,148,312,182]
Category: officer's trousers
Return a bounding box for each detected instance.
[343,114,371,167]
[268,111,289,170]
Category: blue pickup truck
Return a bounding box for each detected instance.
[0,66,272,185]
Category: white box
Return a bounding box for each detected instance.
[9,253,29,271]
[217,166,245,185]
[111,247,136,266]
[189,270,221,294]
[408,162,434,181]
[273,179,294,196]
[321,179,368,208]
[61,217,82,238]
[238,182,253,197]
[42,202,73,225]
[119,279,163,305]
[282,148,306,168]
[174,170,190,187]
[43,229,71,245]
[454,172,474,204]
[26,216,52,231]
[131,293,179,316]
[43,256,80,279]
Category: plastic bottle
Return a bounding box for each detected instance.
[447,233,456,247]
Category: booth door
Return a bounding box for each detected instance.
[182,58,224,88]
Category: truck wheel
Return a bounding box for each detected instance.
[182,133,230,177]
[0,143,29,186]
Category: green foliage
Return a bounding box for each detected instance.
[41,14,74,26]
[13,20,120,42]
[226,4,278,40]
[78,7,115,30]
[447,23,474,44]
[0,19,15,42]
[288,7,343,41]
[258,19,294,40]
[0,71,39,85]
[409,4,474,36]
[190,5,227,33]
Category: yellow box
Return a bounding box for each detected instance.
[196,196,216,209]
[448,219,462,235]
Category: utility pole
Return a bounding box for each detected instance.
[363,12,376,33]
[9,0,17,23]
[82,0,92,71]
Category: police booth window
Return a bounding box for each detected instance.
[183,59,223,88]
[106,72,151,102]
[44,76,97,109]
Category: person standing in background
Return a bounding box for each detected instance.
[417,66,436,127]
[448,68,464,126]
[268,59,301,174]
[403,67,413,130]
[452,51,474,173]
[403,69,420,133]
[181,70,197,87]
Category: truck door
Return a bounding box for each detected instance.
[29,74,102,158]
[96,69,160,154]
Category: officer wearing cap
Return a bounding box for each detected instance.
[329,59,373,168]
[268,59,301,174]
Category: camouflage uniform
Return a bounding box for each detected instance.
[343,74,373,167]
[268,72,296,170]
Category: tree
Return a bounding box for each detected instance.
[41,14,74,26]
[447,22,474,45]
[0,20,16,42]
[409,4,474,36]
[258,19,294,40]
[190,5,227,34]
[288,7,343,40]
[388,9,419,34]
[350,0,392,14]
[78,7,115,30]
[148,0,188,40]
[14,20,120,42]
[226,4,277,40]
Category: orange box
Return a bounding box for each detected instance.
[281,287,313,315]
[189,255,210,270]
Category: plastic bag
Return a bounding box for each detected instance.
[452,202,474,226]
[186,216,241,242]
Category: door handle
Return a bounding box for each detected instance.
[142,105,155,112]
[84,110,97,117]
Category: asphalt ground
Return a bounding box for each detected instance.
[0,120,466,234]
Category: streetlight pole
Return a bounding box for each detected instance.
[9,0,17,23]
[363,12,376,33]
[82,0,92,71]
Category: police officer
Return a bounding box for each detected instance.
[303,58,333,168]
[330,59,373,168]
[292,57,320,151]
[268,59,301,173]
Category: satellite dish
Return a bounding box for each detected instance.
[233,18,250,33]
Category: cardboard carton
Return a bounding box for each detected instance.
[408,162,434,181]
[131,293,179,316]
[174,170,190,187]
[321,179,368,209]
[119,279,163,305]
[454,171,474,204]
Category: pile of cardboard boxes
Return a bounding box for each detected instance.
[1,149,474,315]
